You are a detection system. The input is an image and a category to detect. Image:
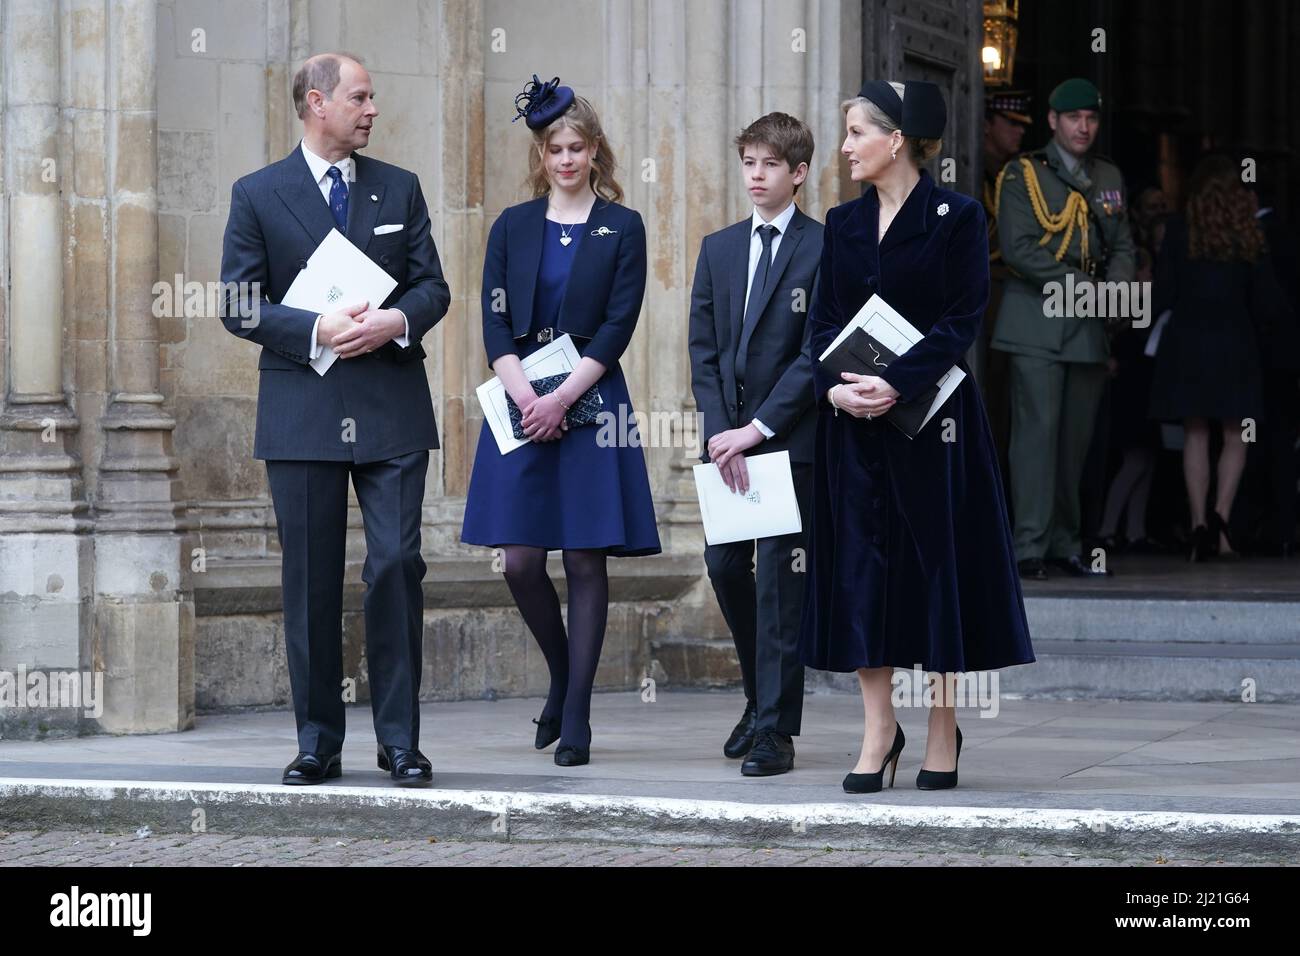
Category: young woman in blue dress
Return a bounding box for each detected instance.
[461,76,661,766]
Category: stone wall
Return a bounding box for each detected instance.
[0,0,981,737]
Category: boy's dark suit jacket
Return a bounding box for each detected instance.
[220,146,450,463]
[481,196,646,369]
[688,206,823,464]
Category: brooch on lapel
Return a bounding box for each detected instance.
[936,203,950,217]
[590,226,618,237]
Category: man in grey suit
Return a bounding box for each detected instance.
[219,52,449,785]
[689,113,823,777]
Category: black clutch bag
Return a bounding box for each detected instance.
[506,372,602,440]
[818,327,939,439]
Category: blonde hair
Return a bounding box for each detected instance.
[525,95,624,204]
[842,82,942,166]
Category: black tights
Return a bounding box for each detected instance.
[501,545,609,748]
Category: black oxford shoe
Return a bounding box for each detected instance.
[723,701,758,759]
[282,751,341,785]
[741,730,795,777]
[377,744,433,785]
[1017,557,1049,581]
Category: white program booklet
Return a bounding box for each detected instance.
[819,293,965,432]
[280,228,398,377]
[693,450,802,546]
[475,334,601,455]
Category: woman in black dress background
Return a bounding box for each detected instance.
[1147,156,1268,560]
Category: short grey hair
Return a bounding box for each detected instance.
[292,52,365,119]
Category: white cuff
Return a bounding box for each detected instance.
[393,309,409,348]
[751,418,774,439]
[310,315,324,359]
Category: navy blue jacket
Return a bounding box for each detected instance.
[481,196,646,368]
[219,146,450,462]
[688,207,823,465]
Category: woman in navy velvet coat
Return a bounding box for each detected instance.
[799,81,1034,793]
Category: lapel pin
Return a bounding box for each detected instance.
[371,194,378,202]
[591,226,618,237]
[936,202,950,217]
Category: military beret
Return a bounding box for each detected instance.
[986,89,1032,125]
[1049,77,1102,113]
[857,79,947,138]
[512,74,575,130]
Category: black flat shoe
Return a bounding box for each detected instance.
[1017,557,1049,581]
[916,724,962,790]
[554,744,590,766]
[377,744,433,785]
[843,722,905,793]
[723,701,758,759]
[555,722,591,766]
[532,714,562,750]
[1050,554,1113,577]
[741,730,794,776]
[282,751,341,786]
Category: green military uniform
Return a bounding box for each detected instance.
[990,78,1135,567]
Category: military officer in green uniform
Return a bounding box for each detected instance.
[991,77,1135,580]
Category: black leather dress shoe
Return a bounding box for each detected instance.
[1017,557,1048,580]
[723,701,757,759]
[741,730,795,777]
[1050,554,1113,577]
[282,751,341,785]
[377,744,433,785]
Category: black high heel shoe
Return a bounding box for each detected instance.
[1208,511,1240,559]
[1188,524,1214,562]
[843,722,905,794]
[532,714,562,750]
[916,724,962,790]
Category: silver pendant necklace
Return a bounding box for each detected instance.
[558,221,575,246]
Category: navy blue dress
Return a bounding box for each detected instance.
[461,218,661,557]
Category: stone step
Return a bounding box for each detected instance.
[652,595,1300,703]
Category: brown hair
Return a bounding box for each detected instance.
[292,52,365,120]
[525,95,624,204]
[734,112,815,193]
[1185,155,1267,262]
[842,87,943,166]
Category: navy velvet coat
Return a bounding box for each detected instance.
[799,170,1035,673]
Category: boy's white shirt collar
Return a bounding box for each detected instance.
[751,199,798,234]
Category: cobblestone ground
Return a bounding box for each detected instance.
[0,830,1279,866]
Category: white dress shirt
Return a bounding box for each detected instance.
[740,200,799,439]
[299,139,409,358]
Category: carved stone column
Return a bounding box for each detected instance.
[0,0,93,738]
[92,0,194,734]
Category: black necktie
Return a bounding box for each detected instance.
[326,165,349,231]
[736,223,779,390]
[744,224,779,330]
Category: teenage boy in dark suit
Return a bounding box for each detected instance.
[688,113,823,776]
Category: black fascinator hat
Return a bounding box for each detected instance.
[857,79,947,138]
[512,74,575,130]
